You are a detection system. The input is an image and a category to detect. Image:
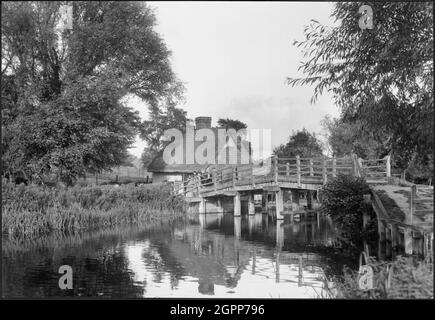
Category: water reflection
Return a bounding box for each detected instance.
[3,212,339,298]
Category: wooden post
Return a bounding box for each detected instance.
[307,191,312,210]
[332,156,337,177]
[275,188,284,220]
[234,215,241,238]
[198,199,206,214]
[234,192,241,217]
[273,156,278,184]
[352,154,358,177]
[298,255,303,287]
[404,228,413,255]
[378,221,386,261]
[410,185,416,226]
[286,162,290,176]
[309,159,314,177]
[251,165,255,187]
[291,189,300,211]
[276,250,280,283]
[296,155,301,186]
[386,155,391,178]
[391,224,397,258]
[232,167,236,188]
[217,198,224,214]
[276,219,284,248]
[322,157,327,185]
[248,193,255,215]
[262,191,268,214]
[213,169,217,192]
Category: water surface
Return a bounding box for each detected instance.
[3,212,346,298]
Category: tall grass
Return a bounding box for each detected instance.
[330,256,433,299]
[2,181,187,238]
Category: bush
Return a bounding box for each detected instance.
[321,174,378,259]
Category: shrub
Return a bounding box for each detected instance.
[321,174,378,259]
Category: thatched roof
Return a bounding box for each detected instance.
[147,128,251,173]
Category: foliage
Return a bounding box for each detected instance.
[289,2,433,180]
[141,146,158,169]
[217,118,247,131]
[2,181,186,237]
[334,256,433,299]
[321,115,389,158]
[139,104,188,153]
[1,1,183,184]
[321,174,378,257]
[273,128,323,158]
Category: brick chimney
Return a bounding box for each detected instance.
[195,116,212,129]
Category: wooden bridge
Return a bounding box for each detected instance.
[174,154,392,219]
[171,154,433,260]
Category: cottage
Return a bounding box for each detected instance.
[147,116,251,183]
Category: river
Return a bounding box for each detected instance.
[2,212,350,298]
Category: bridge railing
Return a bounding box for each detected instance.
[409,184,434,224]
[358,155,391,181]
[174,155,392,196]
[275,156,355,185]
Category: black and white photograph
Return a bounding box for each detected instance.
[1,1,433,303]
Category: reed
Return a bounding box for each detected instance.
[2,182,187,238]
[331,255,433,299]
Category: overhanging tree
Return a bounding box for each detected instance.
[1,1,183,184]
[288,2,433,179]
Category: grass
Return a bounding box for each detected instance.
[330,255,433,299]
[2,181,187,238]
[375,189,406,221]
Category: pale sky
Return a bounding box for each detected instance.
[128,1,340,158]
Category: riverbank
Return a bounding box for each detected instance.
[2,182,187,238]
[332,255,433,299]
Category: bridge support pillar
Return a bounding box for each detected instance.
[276,220,284,248]
[248,214,255,236]
[307,190,313,210]
[404,228,413,255]
[291,190,300,211]
[390,224,398,258]
[275,189,284,220]
[198,199,206,214]
[262,192,268,214]
[248,193,255,215]
[234,216,241,239]
[234,192,241,217]
[217,198,224,214]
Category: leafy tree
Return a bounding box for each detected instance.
[1,1,182,184]
[217,118,247,131]
[288,2,433,180]
[273,129,323,158]
[139,104,189,153]
[321,115,389,158]
[141,147,158,169]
